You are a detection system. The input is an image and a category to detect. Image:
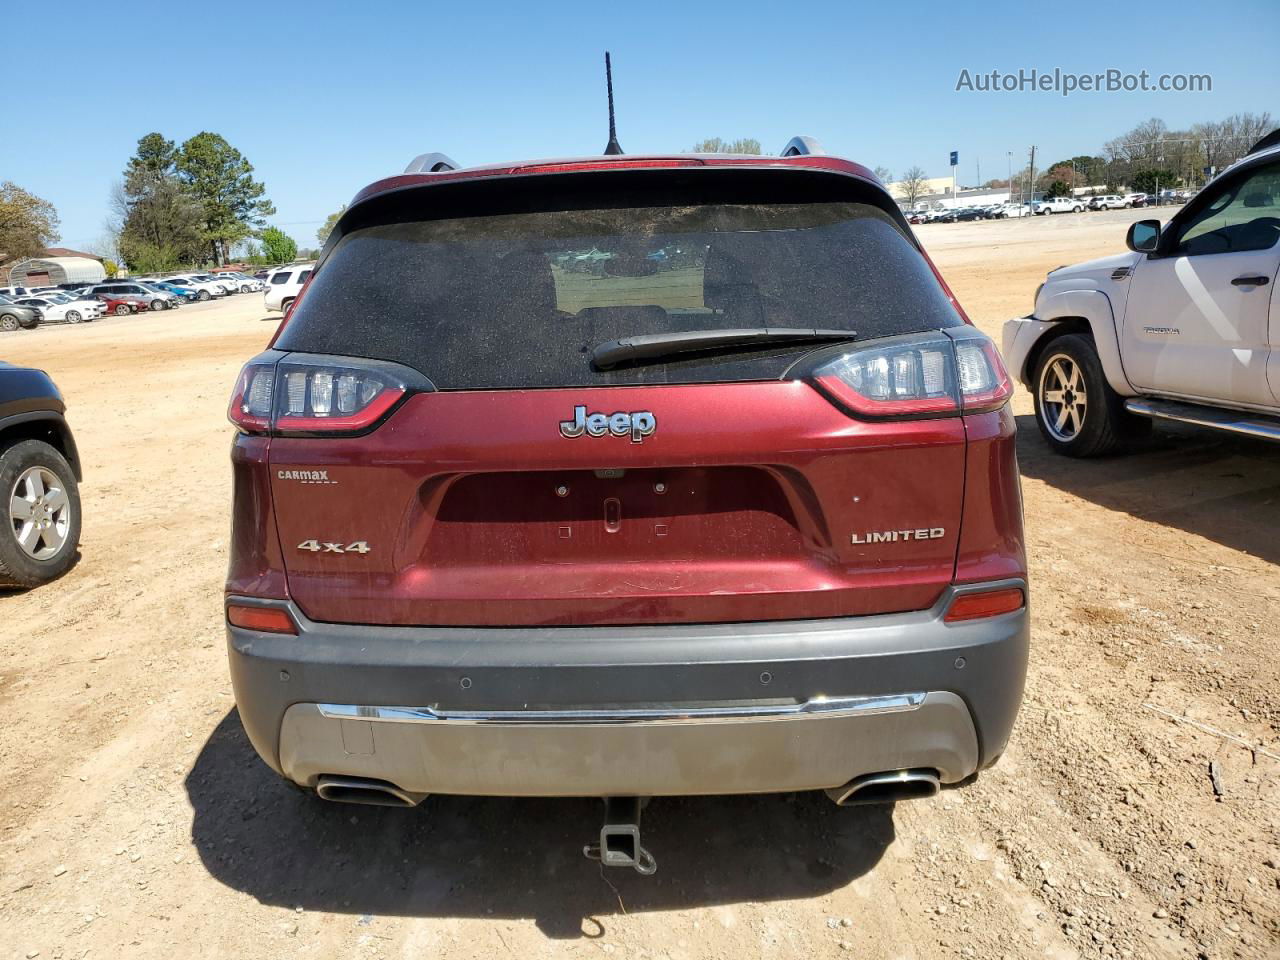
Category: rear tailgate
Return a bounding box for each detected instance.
[265,166,975,627]
[270,380,965,626]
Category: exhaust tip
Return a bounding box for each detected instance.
[315,776,424,807]
[826,769,941,807]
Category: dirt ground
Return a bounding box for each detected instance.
[1,208,1277,960]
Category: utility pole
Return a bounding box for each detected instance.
[1007,151,1012,200]
[1028,145,1037,202]
[1155,139,1164,206]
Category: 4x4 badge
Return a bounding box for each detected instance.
[559,405,656,443]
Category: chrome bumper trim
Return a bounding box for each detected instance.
[317,692,926,726]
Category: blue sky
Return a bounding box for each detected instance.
[9,0,1277,252]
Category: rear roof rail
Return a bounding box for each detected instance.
[404,152,460,174]
[781,136,824,157]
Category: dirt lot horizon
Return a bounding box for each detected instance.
[1,208,1276,959]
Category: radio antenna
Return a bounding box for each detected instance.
[603,52,623,155]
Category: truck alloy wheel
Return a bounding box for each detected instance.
[1037,352,1087,442]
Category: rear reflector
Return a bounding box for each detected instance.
[943,587,1025,623]
[227,604,297,634]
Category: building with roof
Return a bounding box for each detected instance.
[3,253,106,286]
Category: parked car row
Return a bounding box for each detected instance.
[143,272,266,300]
[903,190,1189,225]
[907,201,1030,224]
[0,289,113,330]
[0,271,268,332]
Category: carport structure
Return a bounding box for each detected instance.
[8,256,106,287]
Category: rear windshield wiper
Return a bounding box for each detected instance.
[590,327,859,369]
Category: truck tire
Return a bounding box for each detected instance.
[1032,334,1148,457]
[0,439,81,587]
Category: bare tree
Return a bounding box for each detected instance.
[93,226,123,270]
[873,165,893,184]
[1103,117,1169,185]
[1194,112,1273,175]
[689,138,763,155]
[897,166,930,208]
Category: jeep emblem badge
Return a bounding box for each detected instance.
[559,405,656,443]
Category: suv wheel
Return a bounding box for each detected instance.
[65,310,82,324]
[1,313,19,333]
[151,299,165,311]
[198,290,211,301]
[1033,334,1148,457]
[0,440,81,587]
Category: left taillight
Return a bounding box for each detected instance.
[227,362,277,434]
[227,359,407,436]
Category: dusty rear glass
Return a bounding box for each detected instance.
[278,195,962,388]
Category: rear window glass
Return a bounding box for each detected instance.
[271,272,292,284]
[279,197,962,389]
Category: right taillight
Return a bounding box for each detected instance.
[227,359,407,436]
[806,331,1012,420]
[953,337,1013,413]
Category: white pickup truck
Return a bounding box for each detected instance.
[1003,131,1280,456]
[1032,196,1085,215]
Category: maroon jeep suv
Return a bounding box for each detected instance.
[225,139,1028,871]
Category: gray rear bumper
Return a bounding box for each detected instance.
[226,580,1028,797]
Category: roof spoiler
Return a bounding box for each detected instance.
[402,137,824,174]
[780,136,823,157]
[403,153,460,174]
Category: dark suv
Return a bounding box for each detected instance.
[225,143,1028,867]
[0,362,81,586]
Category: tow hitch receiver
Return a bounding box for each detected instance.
[584,796,657,875]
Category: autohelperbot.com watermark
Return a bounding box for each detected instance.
[955,68,1212,97]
